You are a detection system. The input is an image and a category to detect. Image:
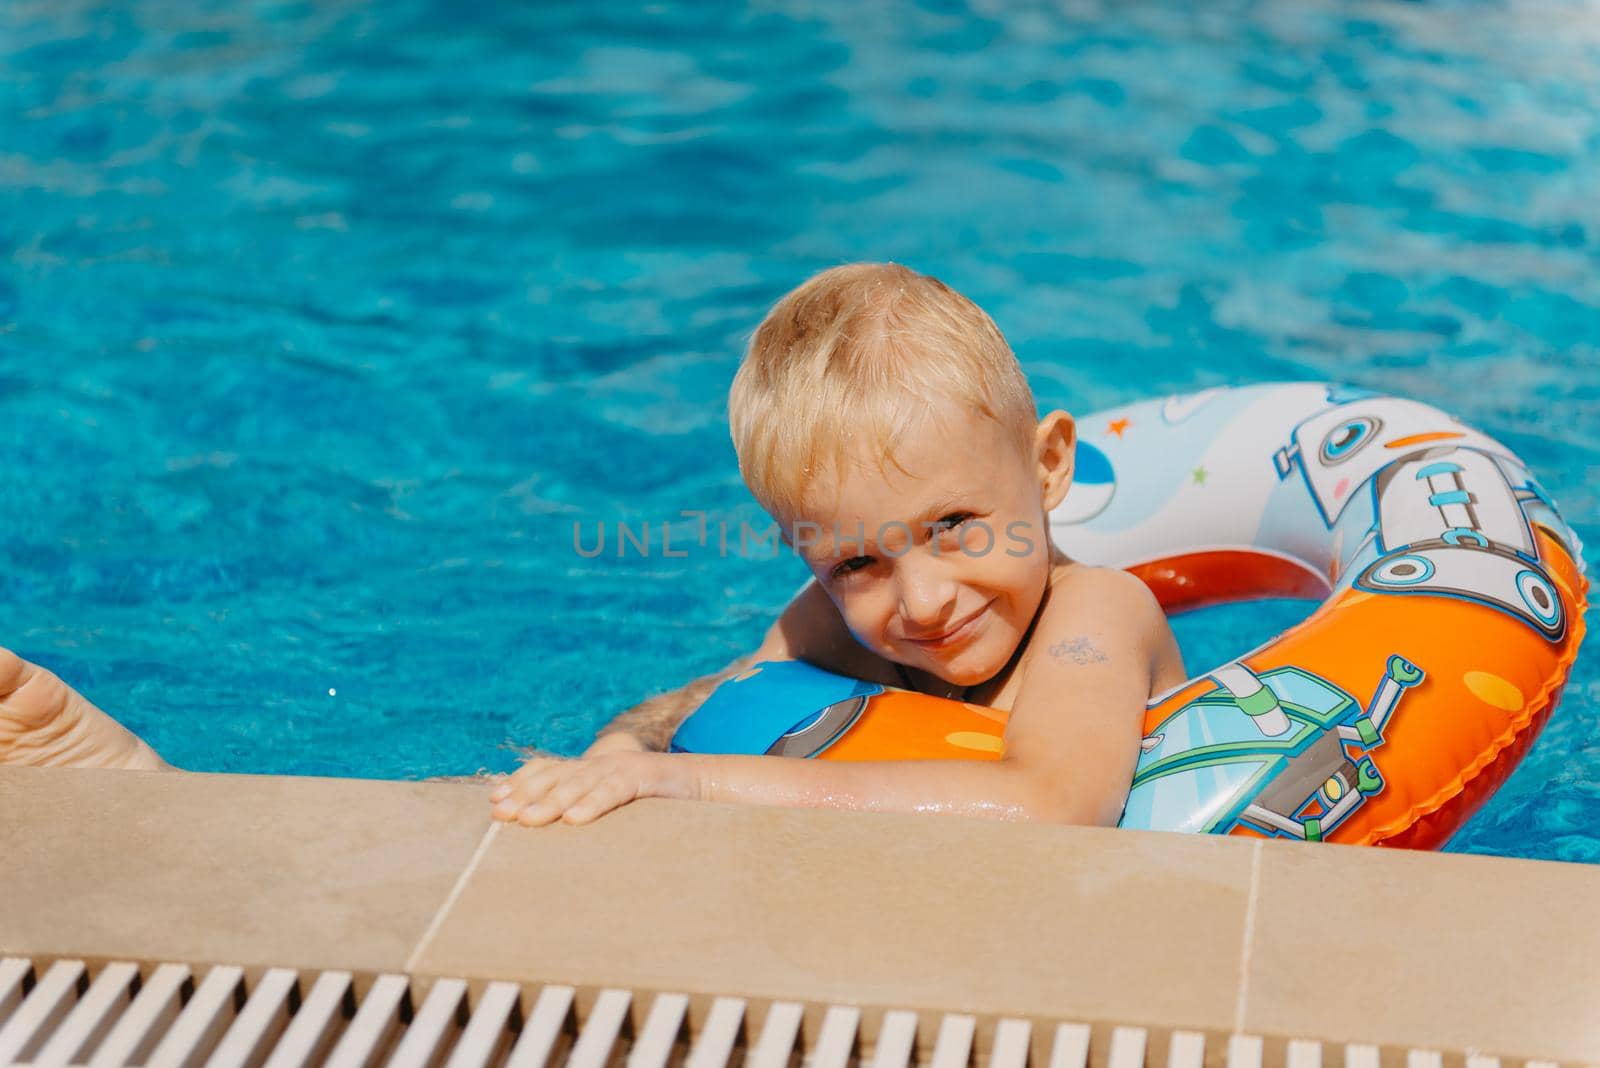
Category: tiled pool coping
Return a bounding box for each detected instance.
[3,766,1598,1062]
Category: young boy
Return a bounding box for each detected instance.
[490,263,1187,827]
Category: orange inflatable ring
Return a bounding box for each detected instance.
[673,384,1588,848]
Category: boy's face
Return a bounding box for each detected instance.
[785,400,1075,687]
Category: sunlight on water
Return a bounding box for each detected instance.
[2,0,1597,860]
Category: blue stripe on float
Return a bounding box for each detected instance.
[1429,490,1473,506]
[1415,462,1462,480]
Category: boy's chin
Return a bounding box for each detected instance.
[921,648,1006,688]
[942,665,999,688]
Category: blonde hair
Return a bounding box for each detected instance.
[729,263,1037,522]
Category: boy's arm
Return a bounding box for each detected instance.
[985,566,1168,825]
[499,567,1166,826]
[587,655,758,754]
[693,567,1164,825]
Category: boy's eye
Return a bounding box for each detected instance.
[930,512,974,535]
[830,556,872,580]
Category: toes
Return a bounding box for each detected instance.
[0,648,31,700]
[0,656,167,771]
[0,661,73,750]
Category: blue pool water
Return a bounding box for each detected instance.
[3,1,1597,861]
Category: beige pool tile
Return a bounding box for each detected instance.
[1242,840,1600,1061]
[0,767,491,974]
[412,801,1259,1033]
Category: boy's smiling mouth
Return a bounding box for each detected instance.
[903,598,996,650]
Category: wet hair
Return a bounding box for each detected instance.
[729,262,1037,522]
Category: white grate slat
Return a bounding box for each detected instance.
[444,982,521,1068]
[1227,1034,1264,1068]
[1166,1031,1205,1068]
[0,957,84,1065]
[929,1014,975,1068]
[1407,1051,1443,1068]
[326,973,410,1068]
[263,969,352,1068]
[0,958,33,1030]
[627,991,689,1068]
[1048,1023,1091,1068]
[1108,1026,1147,1068]
[869,1009,919,1068]
[810,1004,861,1068]
[1286,1039,1322,1068]
[746,1000,804,1068]
[565,988,631,1068]
[386,977,468,1068]
[504,984,575,1068]
[685,996,745,1068]
[146,964,245,1068]
[89,962,191,1068]
[990,1018,1031,1068]
[205,967,298,1068]
[32,960,139,1068]
[1345,1045,1381,1068]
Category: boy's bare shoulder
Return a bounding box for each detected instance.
[1022,563,1178,680]
[1044,562,1165,623]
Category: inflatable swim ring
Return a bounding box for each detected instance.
[672,383,1588,849]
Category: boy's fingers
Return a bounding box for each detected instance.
[494,763,545,805]
[507,768,560,804]
[516,772,608,827]
[506,770,586,824]
[562,777,635,825]
[492,762,571,819]
[507,757,563,788]
[488,757,558,801]
[491,754,657,826]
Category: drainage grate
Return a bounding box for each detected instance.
[0,957,1564,1068]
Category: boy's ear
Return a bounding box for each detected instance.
[1035,411,1076,511]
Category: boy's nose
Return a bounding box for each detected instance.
[895,559,959,633]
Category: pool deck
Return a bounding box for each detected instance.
[3,765,1599,1062]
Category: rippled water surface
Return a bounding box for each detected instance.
[3,0,1598,860]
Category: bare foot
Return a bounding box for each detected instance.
[0,647,172,770]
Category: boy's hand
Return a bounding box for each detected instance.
[489,751,699,826]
